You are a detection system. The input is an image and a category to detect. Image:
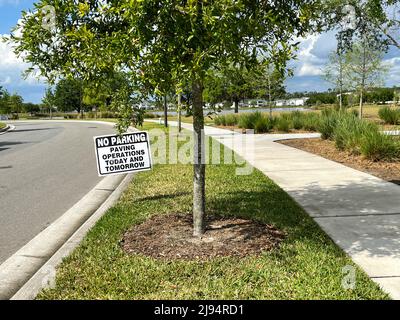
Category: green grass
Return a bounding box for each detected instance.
[37,123,388,300]
[0,122,6,130]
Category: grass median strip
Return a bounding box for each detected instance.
[0,122,6,130]
[38,123,388,300]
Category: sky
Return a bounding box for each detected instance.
[0,1,400,103]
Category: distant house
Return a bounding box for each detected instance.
[138,102,155,110]
[275,97,309,107]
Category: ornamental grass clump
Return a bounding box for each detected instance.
[378,107,400,125]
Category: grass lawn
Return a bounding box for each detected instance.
[38,123,388,300]
[0,122,6,130]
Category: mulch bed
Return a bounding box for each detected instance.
[122,214,285,261]
[279,138,400,185]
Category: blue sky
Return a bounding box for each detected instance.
[0,1,400,103]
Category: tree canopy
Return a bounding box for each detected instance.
[9,0,323,236]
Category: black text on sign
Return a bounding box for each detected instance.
[94,132,152,176]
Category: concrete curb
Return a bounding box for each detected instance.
[0,120,135,300]
[0,124,15,135]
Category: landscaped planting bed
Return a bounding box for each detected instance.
[280,138,400,185]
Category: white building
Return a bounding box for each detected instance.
[275,97,309,107]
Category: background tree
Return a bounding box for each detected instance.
[323,50,349,110]
[10,94,24,114]
[10,0,321,237]
[252,63,286,118]
[344,40,388,118]
[204,64,253,114]
[22,102,40,114]
[0,88,11,114]
[42,88,56,118]
[54,78,84,113]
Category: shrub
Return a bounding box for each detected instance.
[214,115,223,126]
[99,111,117,119]
[144,112,157,119]
[290,111,304,130]
[302,113,321,132]
[275,117,290,132]
[334,113,379,155]
[360,131,400,161]
[64,114,79,119]
[86,111,96,119]
[254,116,275,133]
[378,107,400,125]
[319,110,339,140]
[238,112,263,130]
[224,114,239,126]
[214,114,239,127]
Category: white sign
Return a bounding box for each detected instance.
[94,131,152,176]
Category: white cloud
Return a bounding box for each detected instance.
[383,56,400,84]
[298,63,323,76]
[0,33,46,101]
[291,34,329,77]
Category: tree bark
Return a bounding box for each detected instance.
[178,93,182,133]
[268,72,272,119]
[163,94,168,128]
[192,78,205,237]
[234,99,239,114]
[339,55,343,111]
[359,38,366,120]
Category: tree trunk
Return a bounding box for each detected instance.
[163,94,168,128]
[192,79,205,237]
[268,72,272,119]
[359,89,364,119]
[178,93,182,133]
[339,56,343,111]
[234,99,239,114]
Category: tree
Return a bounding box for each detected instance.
[23,102,40,114]
[54,78,84,113]
[9,94,24,114]
[10,1,321,237]
[204,64,253,114]
[42,88,56,117]
[326,0,400,51]
[0,88,11,114]
[344,40,388,118]
[323,50,349,110]
[251,63,286,118]
[82,72,131,114]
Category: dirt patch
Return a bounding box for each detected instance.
[122,214,285,261]
[279,138,400,185]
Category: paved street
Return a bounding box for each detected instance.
[0,121,116,263]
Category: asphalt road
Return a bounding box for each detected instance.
[0,121,116,264]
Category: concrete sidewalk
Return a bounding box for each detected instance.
[163,120,400,299]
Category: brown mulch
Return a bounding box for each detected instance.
[279,138,400,185]
[121,214,285,261]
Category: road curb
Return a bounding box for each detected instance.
[0,125,15,135]
[0,120,136,300]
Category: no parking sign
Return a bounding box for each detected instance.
[94,131,152,176]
